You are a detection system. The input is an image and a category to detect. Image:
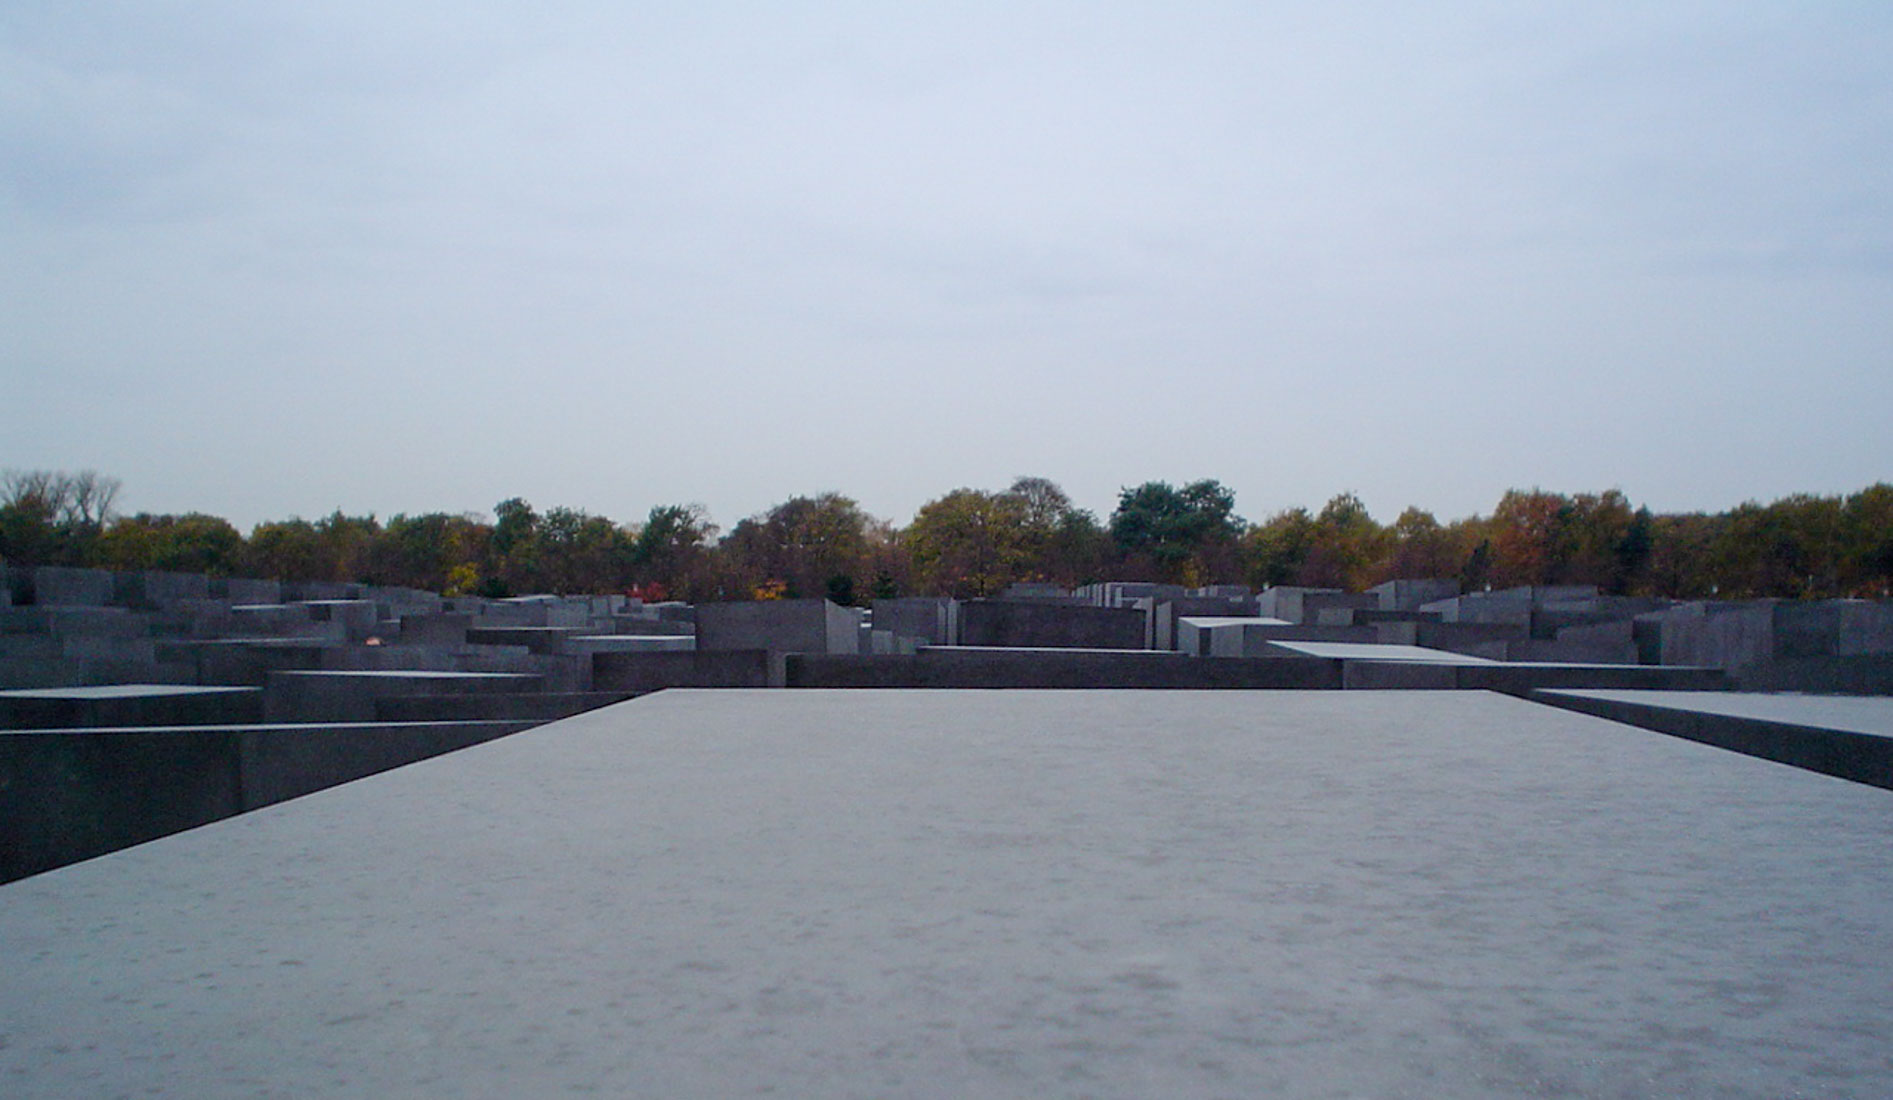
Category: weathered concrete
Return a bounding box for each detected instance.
[3,690,1891,1097]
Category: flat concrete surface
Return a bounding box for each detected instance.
[1260,641,1497,663]
[3,690,1892,1097]
[1543,689,1893,738]
[0,684,255,700]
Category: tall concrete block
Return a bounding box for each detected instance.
[28,567,114,606]
[1369,578,1460,611]
[871,598,959,647]
[696,600,859,655]
[958,601,1146,650]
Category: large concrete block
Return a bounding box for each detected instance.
[265,670,545,723]
[1533,689,1893,790]
[696,600,859,655]
[5,690,1892,1096]
[0,718,536,882]
[1369,578,1459,611]
[1154,596,1261,650]
[871,598,960,646]
[958,601,1146,649]
[0,606,146,638]
[1734,653,1893,694]
[111,570,211,608]
[27,567,114,606]
[1207,622,1379,657]
[296,600,382,643]
[788,650,1343,689]
[213,577,283,604]
[591,650,778,691]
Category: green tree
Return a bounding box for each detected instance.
[372,513,491,592]
[1244,507,1315,588]
[631,504,718,599]
[1109,479,1241,583]
[97,513,245,574]
[0,468,120,567]
[248,518,326,581]
[1842,483,1893,596]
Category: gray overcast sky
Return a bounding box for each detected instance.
[4,1,1889,533]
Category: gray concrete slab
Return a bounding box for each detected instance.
[1547,690,1893,736]
[789,651,1342,689]
[959,601,1147,650]
[1260,640,1497,663]
[3,690,1891,1097]
[0,718,537,881]
[697,599,859,655]
[0,684,262,728]
[264,670,545,723]
[1533,688,1893,789]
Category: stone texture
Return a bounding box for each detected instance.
[2,690,1891,1097]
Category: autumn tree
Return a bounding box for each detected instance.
[1378,507,1462,584]
[1296,492,1386,591]
[1005,476,1109,587]
[95,513,245,574]
[717,493,874,603]
[905,488,1029,598]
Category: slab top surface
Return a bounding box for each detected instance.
[1545,688,1893,738]
[1263,640,1498,663]
[0,683,259,700]
[2,689,1891,1098]
[270,669,539,680]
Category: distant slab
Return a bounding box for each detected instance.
[0,683,262,728]
[3,690,1891,1097]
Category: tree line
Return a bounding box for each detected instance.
[3,469,1889,603]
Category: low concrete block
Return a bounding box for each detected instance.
[0,685,262,729]
[591,650,779,692]
[0,718,537,882]
[1532,689,1893,790]
[265,670,545,723]
[789,649,1343,689]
